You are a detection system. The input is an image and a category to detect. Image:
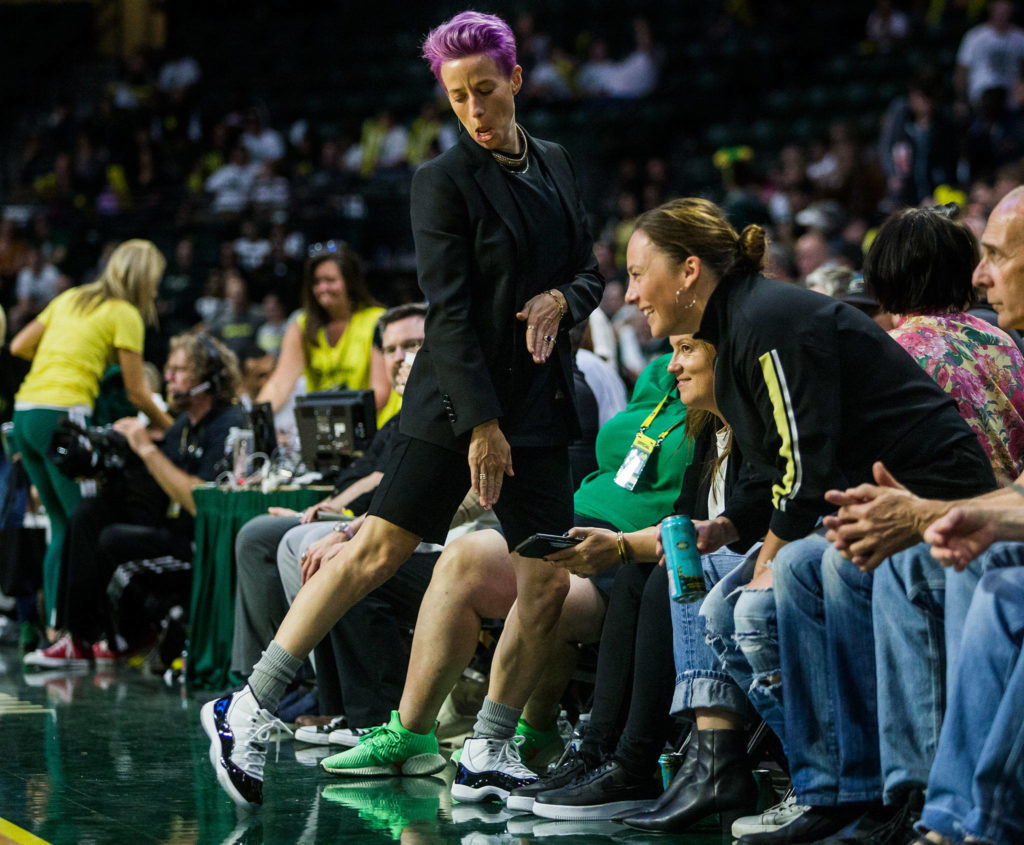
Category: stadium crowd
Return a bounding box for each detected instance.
[4,3,1024,844]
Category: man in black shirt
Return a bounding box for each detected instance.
[24,334,244,668]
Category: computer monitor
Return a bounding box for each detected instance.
[293,389,377,474]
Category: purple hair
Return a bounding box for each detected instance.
[422,11,517,87]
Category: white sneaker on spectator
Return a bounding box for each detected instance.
[732,791,810,837]
[294,715,347,746]
[327,725,373,747]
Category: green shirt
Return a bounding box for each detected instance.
[572,353,693,532]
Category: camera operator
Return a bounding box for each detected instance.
[24,333,244,668]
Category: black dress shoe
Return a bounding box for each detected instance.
[531,758,661,821]
[622,728,758,833]
[738,805,875,844]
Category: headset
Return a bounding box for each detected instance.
[172,333,225,402]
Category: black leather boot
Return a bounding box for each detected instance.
[622,729,758,833]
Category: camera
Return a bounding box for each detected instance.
[48,419,137,482]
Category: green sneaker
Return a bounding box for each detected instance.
[321,711,446,777]
[515,716,565,772]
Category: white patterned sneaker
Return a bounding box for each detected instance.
[732,792,810,837]
[451,736,538,803]
[200,685,292,808]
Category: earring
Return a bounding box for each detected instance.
[675,287,697,309]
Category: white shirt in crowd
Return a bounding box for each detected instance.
[957,21,1024,105]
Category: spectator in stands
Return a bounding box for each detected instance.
[255,243,390,418]
[233,220,271,272]
[865,0,910,53]
[205,144,257,215]
[208,268,263,357]
[624,197,995,844]
[607,16,660,98]
[879,69,959,208]
[10,247,62,333]
[156,237,201,347]
[237,344,276,410]
[526,337,770,825]
[756,204,1024,844]
[23,334,243,667]
[10,239,174,633]
[406,102,458,166]
[577,38,617,98]
[0,220,29,307]
[240,108,285,165]
[955,0,1024,111]
[321,348,691,795]
[250,161,291,215]
[255,292,288,356]
[345,110,410,177]
[793,229,831,282]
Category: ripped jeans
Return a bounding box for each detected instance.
[700,545,786,746]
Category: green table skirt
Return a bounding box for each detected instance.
[188,486,327,690]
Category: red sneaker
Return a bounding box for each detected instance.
[92,640,119,664]
[23,634,91,669]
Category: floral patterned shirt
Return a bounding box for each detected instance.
[890,311,1024,480]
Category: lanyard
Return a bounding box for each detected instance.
[637,391,684,446]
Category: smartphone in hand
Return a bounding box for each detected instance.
[514,533,582,558]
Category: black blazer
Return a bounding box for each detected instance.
[400,127,605,452]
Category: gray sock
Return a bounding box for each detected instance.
[473,697,522,739]
[247,641,302,714]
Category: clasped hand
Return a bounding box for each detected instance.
[823,461,925,571]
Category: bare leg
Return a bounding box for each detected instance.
[486,553,571,708]
[275,516,421,660]
[522,576,606,730]
[399,530,516,734]
[695,707,744,731]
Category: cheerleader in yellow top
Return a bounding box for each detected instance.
[256,243,394,424]
[10,239,173,628]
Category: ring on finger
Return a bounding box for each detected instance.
[544,335,555,343]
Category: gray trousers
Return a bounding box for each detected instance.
[231,513,437,726]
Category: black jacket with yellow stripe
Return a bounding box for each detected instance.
[695,273,996,542]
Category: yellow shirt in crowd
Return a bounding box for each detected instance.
[15,288,144,408]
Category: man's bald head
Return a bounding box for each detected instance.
[974,186,1024,330]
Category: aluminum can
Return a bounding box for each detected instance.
[659,752,683,789]
[662,515,705,603]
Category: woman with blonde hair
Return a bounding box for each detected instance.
[11,238,172,631]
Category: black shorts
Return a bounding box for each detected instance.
[368,432,573,549]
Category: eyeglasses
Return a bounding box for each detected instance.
[308,240,346,258]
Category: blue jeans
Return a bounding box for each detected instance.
[872,542,1020,803]
[920,566,1024,845]
[670,547,752,719]
[774,535,882,805]
[700,544,786,744]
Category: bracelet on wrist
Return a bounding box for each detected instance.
[138,444,158,458]
[333,521,355,539]
[546,289,567,320]
[615,530,630,564]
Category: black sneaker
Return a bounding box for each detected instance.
[531,759,661,821]
[816,791,924,844]
[506,746,591,812]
